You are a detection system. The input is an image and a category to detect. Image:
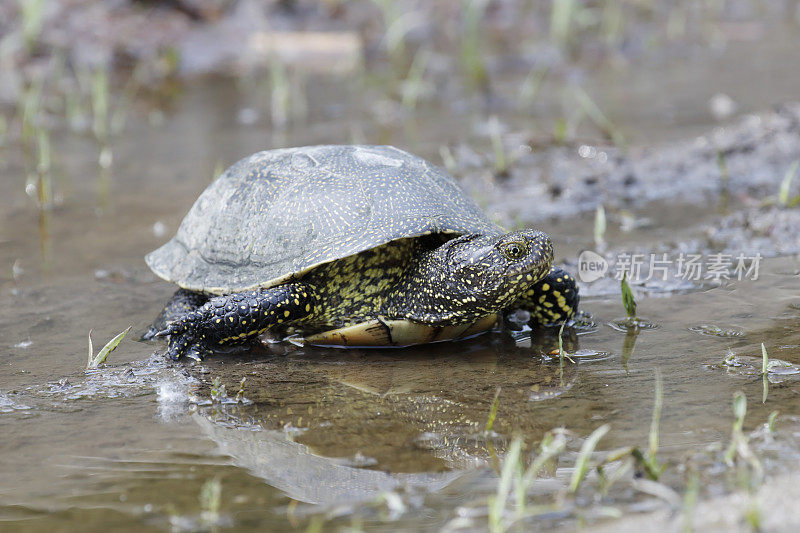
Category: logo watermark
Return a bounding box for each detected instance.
[577,250,608,282]
[577,251,762,283]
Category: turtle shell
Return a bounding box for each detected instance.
[146,145,503,295]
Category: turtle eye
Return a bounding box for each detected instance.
[503,242,527,259]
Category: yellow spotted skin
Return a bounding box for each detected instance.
[383,230,554,325]
[297,237,417,329]
[513,266,580,325]
[155,230,579,359]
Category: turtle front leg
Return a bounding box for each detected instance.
[143,289,208,340]
[157,283,317,360]
[512,266,579,325]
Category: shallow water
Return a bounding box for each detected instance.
[3,22,800,532]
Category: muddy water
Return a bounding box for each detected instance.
[3,46,800,533]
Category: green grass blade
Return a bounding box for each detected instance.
[767,411,779,432]
[489,436,523,533]
[569,424,610,493]
[621,272,637,319]
[778,160,800,206]
[572,86,625,147]
[87,329,94,368]
[521,431,567,487]
[594,204,606,246]
[550,0,575,49]
[87,326,131,369]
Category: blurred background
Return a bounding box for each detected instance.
[4,0,800,277]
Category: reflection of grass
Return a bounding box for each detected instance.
[199,478,222,526]
[485,386,501,433]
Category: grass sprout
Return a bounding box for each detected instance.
[401,47,431,109]
[269,57,291,129]
[86,326,131,369]
[682,470,699,533]
[745,496,762,531]
[488,436,522,533]
[602,0,625,46]
[372,0,415,63]
[439,145,458,175]
[724,392,763,487]
[761,343,769,403]
[376,491,407,521]
[461,0,489,90]
[235,377,247,403]
[91,66,110,143]
[19,79,43,145]
[0,114,7,146]
[778,159,800,206]
[767,411,779,433]
[620,272,637,319]
[594,204,606,247]
[569,423,610,493]
[595,451,633,496]
[572,86,625,147]
[488,116,509,177]
[631,370,665,480]
[557,322,575,365]
[20,0,47,52]
[210,377,226,403]
[550,0,576,50]
[522,430,567,486]
[519,65,550,104]
[34,129,53,210]
[716,149,730,184]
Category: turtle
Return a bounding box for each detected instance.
[146,145,579,360]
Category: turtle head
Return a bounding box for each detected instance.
[384,229,554,324]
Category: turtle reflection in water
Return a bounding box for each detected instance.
[145,145,579,359]
[196,343,578,503]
